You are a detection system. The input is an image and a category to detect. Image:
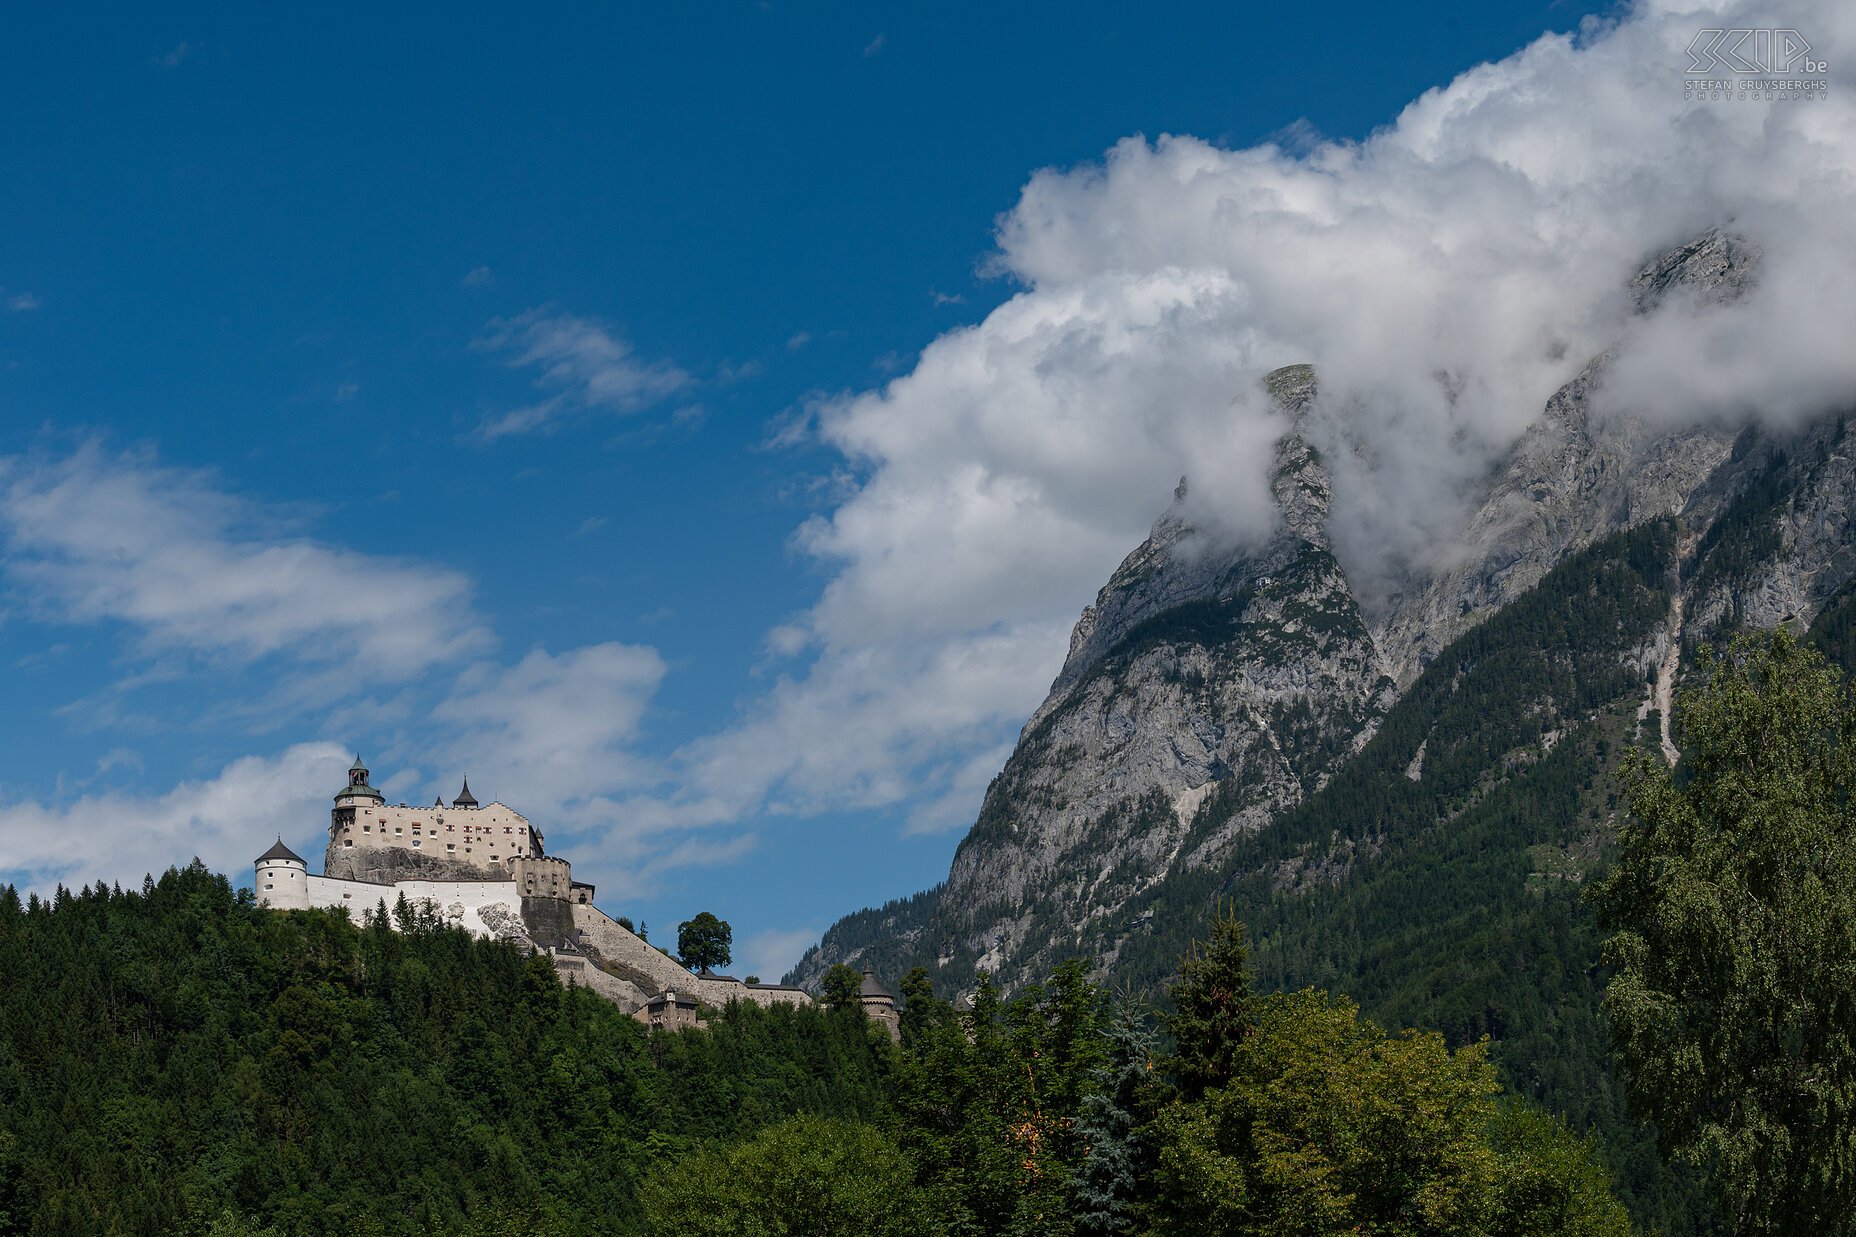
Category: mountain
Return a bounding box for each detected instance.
[789,232,1856,1230]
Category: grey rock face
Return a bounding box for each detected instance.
[1372,234,1760,684]
[323,844,508,886]
[793,229,1850,998]
[919,366,1394,985]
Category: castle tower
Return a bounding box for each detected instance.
[255,837,310,910]
[335,755,384,806]
[452,776,479,809]
[329,754,385,847]
[859,964,901,1041]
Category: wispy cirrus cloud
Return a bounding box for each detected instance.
[0,444,493,684]
[473,309,692,441]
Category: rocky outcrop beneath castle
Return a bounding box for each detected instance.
[324,844,504,886]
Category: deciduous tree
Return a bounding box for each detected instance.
[1595,630,1856,1234]
[676,911,733,973]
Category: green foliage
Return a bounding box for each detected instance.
[0,864,890,1235]
[676,911,733,972]
[0,868,1634,1235]
[891,964,1107,1236]
[822,962,864,1009]
[1072,1000,1162,1236]
[638,1114,930,1237]
[1161,909,1253,1101]
[1148,988,1630,1236]
[1595,630,1856,1234]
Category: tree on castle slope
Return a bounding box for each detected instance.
[1596,630,1856,1235]
[677,911,733,973]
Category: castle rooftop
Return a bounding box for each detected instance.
[257,837,306,865]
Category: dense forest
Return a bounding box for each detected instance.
[0,865,1628,1235]
[0,868,890,1235]
[793,514,1856,1234]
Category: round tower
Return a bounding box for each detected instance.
[330,754,385,847]
[255,837,311,910]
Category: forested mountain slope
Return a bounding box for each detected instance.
[791,233,1856,1232]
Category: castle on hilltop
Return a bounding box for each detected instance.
[254,756,818,1024]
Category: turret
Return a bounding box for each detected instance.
[859,964,901,1041]
[333,754,384,806]
[255,837,310,910]
[452,776,479,809]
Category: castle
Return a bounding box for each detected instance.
[254,757,826,1025]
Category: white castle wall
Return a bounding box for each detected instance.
[303,874,524,938]
[259,863,525,941]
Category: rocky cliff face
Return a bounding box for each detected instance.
[323,843,509,886]
[937,365,1398,982]
[1371,231,1757,685]
[790,230,1856,1001]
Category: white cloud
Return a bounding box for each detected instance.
[0,742,348,893]
[6,293,40,312]
[0,444,492,684]
[474,309,691,440]
[632,0,1856,842]
[738,924,821,982]
[461,265,495,287]
[430,643,667,825]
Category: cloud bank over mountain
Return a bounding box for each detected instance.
[644,0,1856,834]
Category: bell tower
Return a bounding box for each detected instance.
[331,754,385,842]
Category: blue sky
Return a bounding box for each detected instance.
[0,0,1739,980]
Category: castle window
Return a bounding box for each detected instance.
[412,840,422,848]
[447,844,455,852]
[362,825,370,833]
[343,840,353,848]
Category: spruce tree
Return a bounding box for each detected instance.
[1072,999,1161,1235]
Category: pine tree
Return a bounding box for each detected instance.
[1162,906,1254,1100]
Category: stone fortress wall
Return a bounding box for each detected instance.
[570,903,808,1010]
